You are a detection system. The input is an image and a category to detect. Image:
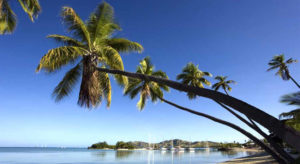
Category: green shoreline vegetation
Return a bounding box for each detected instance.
[88,139,247,150]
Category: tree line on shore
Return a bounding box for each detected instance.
[88,139,254,150]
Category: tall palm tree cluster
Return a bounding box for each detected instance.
[267,54,300,132]
[2,1,300,163]
[35,2,300,163]
[0,0,41,34]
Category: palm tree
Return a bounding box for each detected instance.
[0,0,41,34]
[124,57,169,110]
[176,65,293,162]
[36,2,143,108]
[97,67,300,154]
[280,92,300,131]
[211,76,293,161]
[95,65,300,153]
[212,76,236,95]
[176,63,212,99]
[123,58,288,163]
[267,54,299,88]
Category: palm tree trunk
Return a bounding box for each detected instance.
[156,96,287,164]
[78,56,101,108]
[0,0,3,11]
[289,75,300,89]
[224,88,229,96]
[95,67,300,152]
[217,91,293,162]
[215,101,295,163]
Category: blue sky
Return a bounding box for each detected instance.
[0,0,300,147]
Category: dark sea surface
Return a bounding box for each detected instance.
[0,147,257,164]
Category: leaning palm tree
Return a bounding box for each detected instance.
[176,64,293,162]
[96,66,300,154]
[124,57,169,110]
[280,92,300,131]
[267,54,299,88]
[176,63,212,99]
[36,2,143,108]
[212,76,236,95]
[124,58,287,163]
[0,0,41,34]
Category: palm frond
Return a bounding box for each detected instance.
[199,78,211,86]
[123,78,141,96]
[18,0,41,22]
[176,73,187,81]
[203,71,213,77]
[227,86,232,92]
[101,46,127,86]
[87,2,119,41]
[279,109,300,119]
[150,83,163,102]
[52,62,82,102]
[129,85,143,99]
[61,6,91,47]
[226,80,236,84]
[215,76,225,81]
[281,92,300,106]
[187,92,196,99]
[286,58,298,64]
[211,83,220,90]
[0,0,16,34]
[137,91,147,110]
[107,38,143,53]
[98,69,111,108]
[267,64,280,71]
[36,46,86,73]
[47,34,84,47]
[152,70,168,78]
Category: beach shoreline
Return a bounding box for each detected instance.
[219,151,277,164]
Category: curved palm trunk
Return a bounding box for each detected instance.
[289,75,300,89]
[217,91,293,162]
[157,96,287,164]
[216,101,294,163]
[95,67,300,152]
[0,0,3,11]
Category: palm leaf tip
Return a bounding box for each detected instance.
[107,38,143,54]
[0,0,17,34]
[18,0,41,22]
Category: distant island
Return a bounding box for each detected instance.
[88,139,248,150]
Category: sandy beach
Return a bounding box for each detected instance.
[219,152,277,164]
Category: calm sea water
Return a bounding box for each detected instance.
[0,147,256,164]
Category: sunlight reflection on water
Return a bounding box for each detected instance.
[0,147,256,164]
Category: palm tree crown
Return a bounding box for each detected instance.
[280,92,300,131]
[0,0,41,34]
[267,54,297,80]
[176,63,212,99]
[212,76,236,95]
[124,57,169,110]
[36,2,143,108]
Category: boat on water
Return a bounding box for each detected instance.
[146,147,153,150]
[175,146,185,152]
[168,146,176,152]
[188,147,195,152]
[160,147,167,152]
